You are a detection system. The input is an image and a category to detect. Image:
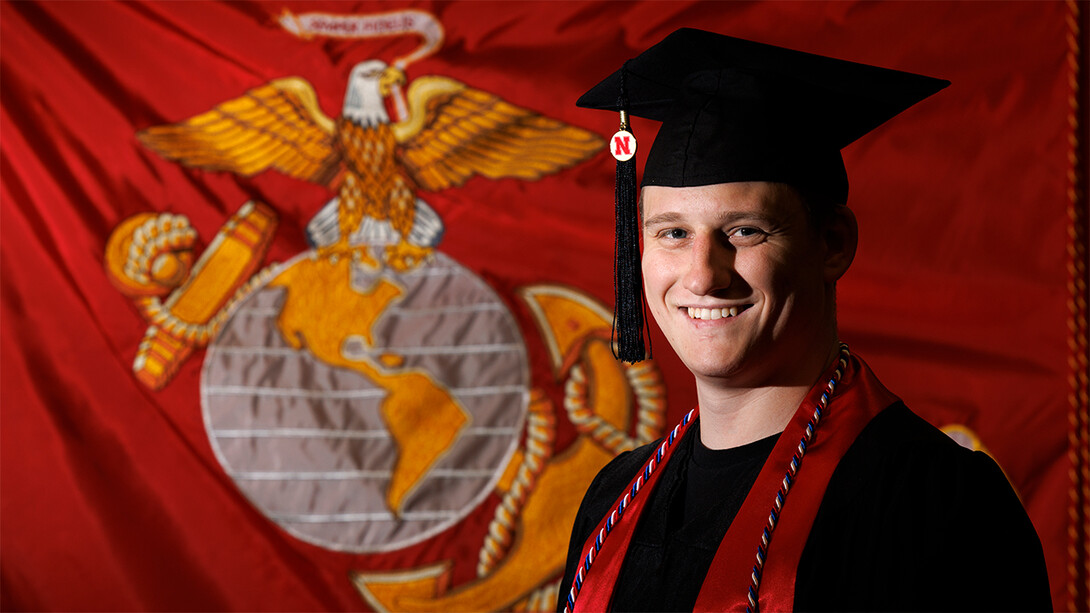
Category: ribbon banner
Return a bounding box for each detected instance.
[1,1,1085,611]
[279,9,443,68]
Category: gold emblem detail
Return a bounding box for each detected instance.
[349,285,667,611]
[104,202,278,389]
[136,67,603,271]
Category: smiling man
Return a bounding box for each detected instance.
[558,29,1050,612]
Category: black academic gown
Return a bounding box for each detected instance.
[557,403,1052,612]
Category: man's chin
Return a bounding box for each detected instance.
[684,356,748,383]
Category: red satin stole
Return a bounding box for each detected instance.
[570,353,899,612]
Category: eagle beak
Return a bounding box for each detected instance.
[378,66,408,97]
[380,66,410,123]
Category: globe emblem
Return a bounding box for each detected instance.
[200,243,529,553]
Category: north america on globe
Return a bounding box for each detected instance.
[269,255,470,515]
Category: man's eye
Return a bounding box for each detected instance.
[661,228,688,240]
[730,227,766,241]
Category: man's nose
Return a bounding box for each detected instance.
[682,234,733,295]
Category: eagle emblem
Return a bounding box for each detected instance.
[114,26,643,609]
[137,60,604,271]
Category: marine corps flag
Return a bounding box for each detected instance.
[2,2,1086,611]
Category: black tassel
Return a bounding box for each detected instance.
[612,64,650,363]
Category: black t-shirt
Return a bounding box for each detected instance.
[684,432,779,524]
[558,403,1052,612]
[607,432,780,611]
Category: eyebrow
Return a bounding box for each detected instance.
[642,210,774,228]
[642,212,685,228]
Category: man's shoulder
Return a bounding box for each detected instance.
[572,427,695,533]
[585,437,665,499]
[829,401,1012,504]
[800,404,1051,610]
[843,401,995,479]
[852,401,968,455]
[818,400,1043,571]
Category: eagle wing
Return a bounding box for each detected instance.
[137,77,341,185]
[392,76,605,192]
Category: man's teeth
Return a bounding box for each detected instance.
[687,306,740,320]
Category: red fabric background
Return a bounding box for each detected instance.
[1,1,1079,610]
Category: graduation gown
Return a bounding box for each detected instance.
[557,401,1052,612]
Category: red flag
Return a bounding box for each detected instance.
[2,2,1085,610]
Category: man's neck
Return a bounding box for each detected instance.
[695,342,841,450]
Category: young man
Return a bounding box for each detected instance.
[558,29,1050,612]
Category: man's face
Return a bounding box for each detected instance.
[641,181,834,388]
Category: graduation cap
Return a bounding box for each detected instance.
[577,28,949,363]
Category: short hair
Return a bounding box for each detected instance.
[793,185,843,232]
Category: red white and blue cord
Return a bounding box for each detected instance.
[564,344,850,613]
[747,345,848,613]
[564,408,696,613]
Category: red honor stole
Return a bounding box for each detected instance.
[567,352,899,612]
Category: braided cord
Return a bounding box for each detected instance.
[564,347,850,613]
[746,345,850,613]
[1065,1,1090,609]
[564,358,666,455]
[477,390,557,577]
[564,408,696,613]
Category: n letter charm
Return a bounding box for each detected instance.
[610,130,636,162]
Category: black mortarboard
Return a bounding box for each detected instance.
[578,28,949,363]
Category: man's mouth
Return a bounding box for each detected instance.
[686,305,751,320]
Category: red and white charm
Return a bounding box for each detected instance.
[610,130,637,162]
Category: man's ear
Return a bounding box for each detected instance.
[823,205,857,283]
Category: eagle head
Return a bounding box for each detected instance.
[342,60,407,128]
